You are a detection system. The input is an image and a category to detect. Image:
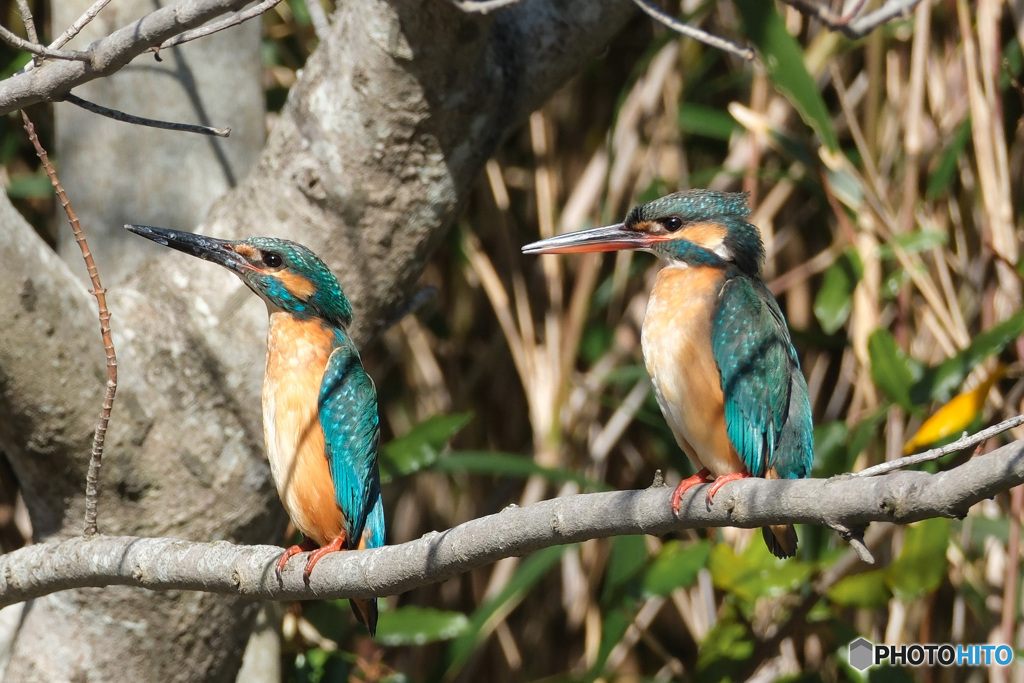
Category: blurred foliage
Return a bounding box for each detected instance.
[6,0,1024,681]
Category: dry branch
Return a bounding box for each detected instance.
[21,112,118,537]
[2,436,1021,608]
[0,0,256,114]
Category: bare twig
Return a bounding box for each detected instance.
[853,413,1024,478]
[50,0,115,50]
[841,0,924,38]
[63,93,231,137]
[15,0,40,65]
[155,0,284,52]
[21,111,118,537]
[630,0,754,61]
[0,0,257,114]
[780,0,923,37]
[15,0,35,38]
[1,435,1022,608]
[0,23,91,62]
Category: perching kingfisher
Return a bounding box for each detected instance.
[522,190,813,558]
[126,224,385,632]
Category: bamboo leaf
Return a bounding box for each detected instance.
[733,0,839,151]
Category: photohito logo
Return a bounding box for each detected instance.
[848,637,1014,671]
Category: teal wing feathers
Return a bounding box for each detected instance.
[318,333,385,550]
[711,275,813,479]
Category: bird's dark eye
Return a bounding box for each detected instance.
[662,217,684,232]
[262,251,283,268]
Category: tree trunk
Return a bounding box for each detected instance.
[1,0,634,679]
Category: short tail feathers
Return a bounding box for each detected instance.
[762,467,797,558]
[763,524,798,559]
[351,598,378,636]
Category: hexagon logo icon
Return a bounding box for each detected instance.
[849,637,874,671]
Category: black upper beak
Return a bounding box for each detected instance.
[521,223,655,255]
[125,224,248,274]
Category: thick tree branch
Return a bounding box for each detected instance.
[0,0,255,114]
[3,437,1021,608]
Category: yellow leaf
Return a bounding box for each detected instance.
[903,364,1006,454]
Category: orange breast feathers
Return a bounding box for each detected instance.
[263,312,345,546]
[640,265,745,477]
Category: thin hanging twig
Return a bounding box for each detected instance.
[63,93,231,137]
[630,0,754,61]
[853,413,1024,478]
[21,111,118,537]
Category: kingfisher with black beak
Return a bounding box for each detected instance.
[127,224,384,632]
[522,190,813,558]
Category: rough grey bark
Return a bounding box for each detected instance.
[0,0,636,680]
[3,435,1022,607]
[53,0,265,281]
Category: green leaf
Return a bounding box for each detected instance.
[376,606,469,646]
[0,52,31,80]
[733,0,839,151]
[910,310,1024,404]
[828,569,891,608]
[814,248,863,334]
[5,172,53,199]
[444,545,568,676]
[601,535,649,606]
[926,119,971,200]
[697,604,755,680]
[640,540,710,597]
[878,229,948,259]
[433,451,608,490]
[379,412,473,481]
[679,103,740,141]
[826,163,864,209]
[709,541,813,612]
[868,330,917,411]
[591,606,633,678]
[812,421,850,478]
[886,518,949,600]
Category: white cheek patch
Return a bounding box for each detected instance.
[712,240,733,261]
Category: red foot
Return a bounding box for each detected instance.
[302,532,348,583]
[275,537,318,582]
[670,468,711,516]
[705,471,751,506]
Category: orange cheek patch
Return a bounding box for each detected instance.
[274,270,317,300]
[233,244,260,260]
[679,222,729,251]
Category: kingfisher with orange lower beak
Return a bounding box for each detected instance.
[523,190,813,558]
[127,225,384,632]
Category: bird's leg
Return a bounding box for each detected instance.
[302,532,348,583]
[275,537,319,582]
[670,467,712,515]
[705,471,751,506]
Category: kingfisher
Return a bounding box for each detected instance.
[126,224,385,633]
[522,190,813,558]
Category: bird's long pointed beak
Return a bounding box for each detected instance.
[125,224,249,274]
[521,223,653,254]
